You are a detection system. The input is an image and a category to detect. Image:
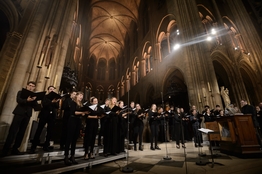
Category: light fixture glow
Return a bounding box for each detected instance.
[206,36,212,41]
[173,43,180,50]
[211,28,216,35]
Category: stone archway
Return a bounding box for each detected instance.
[163,69,189,112]
[212,60,234,107]
[240,68,258,105]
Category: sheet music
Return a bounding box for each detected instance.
[89,104,97,110]
[198,128,214,133]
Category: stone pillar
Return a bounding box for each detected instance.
[121,85,124,97]
[126,78,130,92]
[140,59,146,78]
[166,32,171,53]
[131,71,136,86]
[0,0,49,125]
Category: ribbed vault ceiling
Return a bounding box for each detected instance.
[89,0,140,60]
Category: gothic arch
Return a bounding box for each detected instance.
[0,0,19,31]
[239,68,258,105]
[197,4,216,21]
[239,61,260,104]
[155,14,176,41]
[141,41,151,58]
[161,68,189,110]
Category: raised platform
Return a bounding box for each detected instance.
[0,147,126,174]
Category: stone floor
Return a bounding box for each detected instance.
[1,141,262,174]
[69,142,262,174]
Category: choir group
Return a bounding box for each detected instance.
[1,81,262,167]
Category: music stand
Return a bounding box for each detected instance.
[161,92,172,160]
[121,91,134,173]
[198,128,224,168]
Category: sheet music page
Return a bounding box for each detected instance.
[89,104,97,110]
[198,128,214,133]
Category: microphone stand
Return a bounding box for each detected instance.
[122,91,134,173]
[181,114,188,174]
[161,92,171,160]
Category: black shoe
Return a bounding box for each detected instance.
[199,144,203,147]
[64,156,72,166]
[139,146,143,151]
[182,144,186,148]
[134,146,137,151]
[43,147,53,152]
[155,146,161,150]
[195,144,198,147]
[11,149,24,155]
[69,156,78,164]
[150,146,155,150]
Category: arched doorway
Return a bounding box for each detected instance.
[163,69,189,112]
[240,68,258,105]
[213,60,234,107]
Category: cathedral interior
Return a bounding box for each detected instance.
[0,0,262,173]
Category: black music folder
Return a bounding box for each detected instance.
[21,88,46,101]
[46,91,62,100]
[111,105,123,112]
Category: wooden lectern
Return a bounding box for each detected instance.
[216,114,261,154]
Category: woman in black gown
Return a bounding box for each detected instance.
[84,97,103,160]
[64,91,88,165]
[133,103,145,151]
[103,97,119,156]
[148,104,161,150]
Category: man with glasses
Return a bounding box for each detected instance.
[1,81,37,156]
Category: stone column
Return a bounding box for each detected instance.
[140,59,146,78]
[0,0,49,125]
[131,71,136,86]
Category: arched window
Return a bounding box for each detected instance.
[149,55,154,71]
[97,59,106,80]
[108,85,115,98]
[161,39,169,59]
[88,56,95,79]
[109,59,116,80]
[146,56,149,74]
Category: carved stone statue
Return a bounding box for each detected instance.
[220,86,231,108]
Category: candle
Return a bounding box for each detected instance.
[54,75,57,86]
[207,82,211,92]
[198,93,201,103]
[37,53,44,67]
[46,64,51,77]
[202,88,206,98]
